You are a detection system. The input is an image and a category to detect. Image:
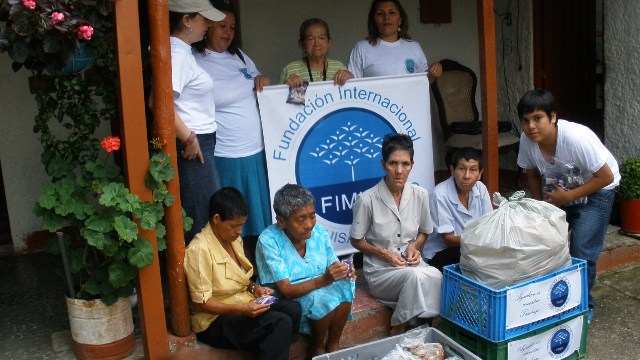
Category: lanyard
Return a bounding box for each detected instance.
[304,57,327,82]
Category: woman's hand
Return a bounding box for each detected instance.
[322,261,350,284]
[383,250,408,267]
[254,75,271,92]
[427,62,443,84]
[405,244,422,267]
[333,69,354,86]
[175,112,204,163]
[238,302,270,318]
[253,285,275,298]
[285,74,305,88]
[182,137,204,163]
[346,264,357,281]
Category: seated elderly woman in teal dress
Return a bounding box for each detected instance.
[255,184,355,357]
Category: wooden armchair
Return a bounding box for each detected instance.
[431,59,519,166]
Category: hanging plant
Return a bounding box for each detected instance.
[0,0,111,74]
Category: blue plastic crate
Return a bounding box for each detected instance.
[441,258,588,342]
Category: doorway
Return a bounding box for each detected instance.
[0,162,11,246]
[532,0,603,139]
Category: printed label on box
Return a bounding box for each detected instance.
[506,269,582,329]
[507,315,584,359]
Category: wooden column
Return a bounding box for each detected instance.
[113,0,171,358]
[477,0,500,195]
[146,0,193,337]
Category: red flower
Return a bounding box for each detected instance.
[22,0,36,10]
[101,136,121,152]
[77,25,94,41]
[51,12,66,24]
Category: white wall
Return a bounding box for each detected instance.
[238,0,480,170]
[10,0,637,254]
[0,57,111,253]
[0,1,481,253]
[239,0,479,83]
[0,57,46,252]
[604,0,640,160]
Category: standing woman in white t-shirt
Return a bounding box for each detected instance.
[167,0,225,243]
[192,3,272,240]
[348,0,441,82]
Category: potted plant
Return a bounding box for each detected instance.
[619,157,640,235]
[28,45,193,360]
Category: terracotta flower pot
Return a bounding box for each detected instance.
[66,297,136,360]
[620,198,640,234]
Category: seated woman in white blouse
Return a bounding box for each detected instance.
[349,133,442,328]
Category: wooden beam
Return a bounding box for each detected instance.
[113,0,171,358]
[146,0,193,338]
[477,0,500,195]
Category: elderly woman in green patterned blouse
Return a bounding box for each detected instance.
[280,18,354,87]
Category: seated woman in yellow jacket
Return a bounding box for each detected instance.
[184,187,301,360]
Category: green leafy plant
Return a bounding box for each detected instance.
[21,0,191,305]
[619,157,640,200]
[31,70,193,305]
[30,66,192,305]
[39,140,190,305]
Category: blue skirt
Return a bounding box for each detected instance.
[215,151,273,236]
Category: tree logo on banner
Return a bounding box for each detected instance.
[547,327,574,358]
[309,122,382,181]
[297,108,395,225]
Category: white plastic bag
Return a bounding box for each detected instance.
[459,191,572,289]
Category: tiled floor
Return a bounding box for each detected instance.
[0,252,74,359]
[0,250,147,360]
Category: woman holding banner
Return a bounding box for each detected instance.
[349,133,442,328]
[280,18,354,87]
[348,0,441,82]
[193,2,272,239]
[255,184,355,356]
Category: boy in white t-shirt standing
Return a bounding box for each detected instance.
[516,89,620,323]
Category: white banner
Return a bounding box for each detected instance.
[508,314,585,359]
[506,268,583,329]
[258,74,434,255]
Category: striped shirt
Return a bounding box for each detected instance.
[279,58,347,83]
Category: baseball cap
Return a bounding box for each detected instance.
[168,0,226,22]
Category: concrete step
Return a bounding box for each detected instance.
[168,226,640,359]
[170,284,399,360]
[596,225,640,274]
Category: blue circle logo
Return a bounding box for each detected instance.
[297,108,395,225]
[550,279,570,308]
[549,328,571,355]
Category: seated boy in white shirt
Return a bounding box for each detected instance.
[423,148,493,271]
